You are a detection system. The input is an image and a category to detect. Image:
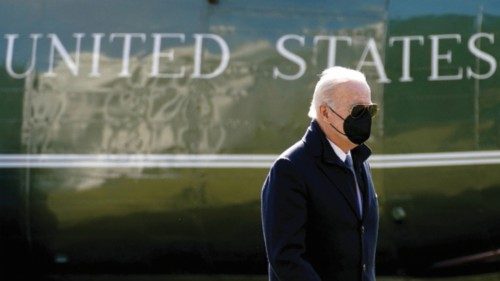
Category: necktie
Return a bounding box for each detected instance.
[345,154,363,217]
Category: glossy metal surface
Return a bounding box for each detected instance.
[0,0,499,279]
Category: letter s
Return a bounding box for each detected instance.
[467,33,497,79]
[273,34,306,80]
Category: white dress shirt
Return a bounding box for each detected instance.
[327,139,363,216]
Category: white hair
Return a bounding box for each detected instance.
[308,66,368,119]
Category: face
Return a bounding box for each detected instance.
[319,80,372,146]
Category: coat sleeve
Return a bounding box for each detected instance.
[261,158,322,281]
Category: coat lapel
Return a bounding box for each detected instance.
[302,119,366,220]
[316,160,363,220]
[352,146,373,221]
[358,161,373,221]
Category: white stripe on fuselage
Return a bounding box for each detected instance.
[0,150,499,168]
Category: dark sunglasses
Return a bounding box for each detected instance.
[349,104,379,118]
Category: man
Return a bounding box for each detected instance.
[261,66,379,281]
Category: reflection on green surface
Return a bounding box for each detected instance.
[25,168,267,273]
[1,0,500,278]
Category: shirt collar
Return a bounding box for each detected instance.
[327,138,350,162]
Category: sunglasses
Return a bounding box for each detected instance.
[349,103,379,118]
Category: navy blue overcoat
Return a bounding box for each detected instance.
[261,119,379,281]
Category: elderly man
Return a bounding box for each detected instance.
[261,66,379,281]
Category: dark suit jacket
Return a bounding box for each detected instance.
[261,119,379,281]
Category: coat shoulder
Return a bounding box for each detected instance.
[273,139,315,173]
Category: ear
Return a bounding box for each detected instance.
[319,104,329,121]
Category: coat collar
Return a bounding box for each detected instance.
[302,119,373,221]
[301,119,371,166]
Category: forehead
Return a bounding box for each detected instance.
[333,81,371,106]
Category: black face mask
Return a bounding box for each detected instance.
[327,105,372,145]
